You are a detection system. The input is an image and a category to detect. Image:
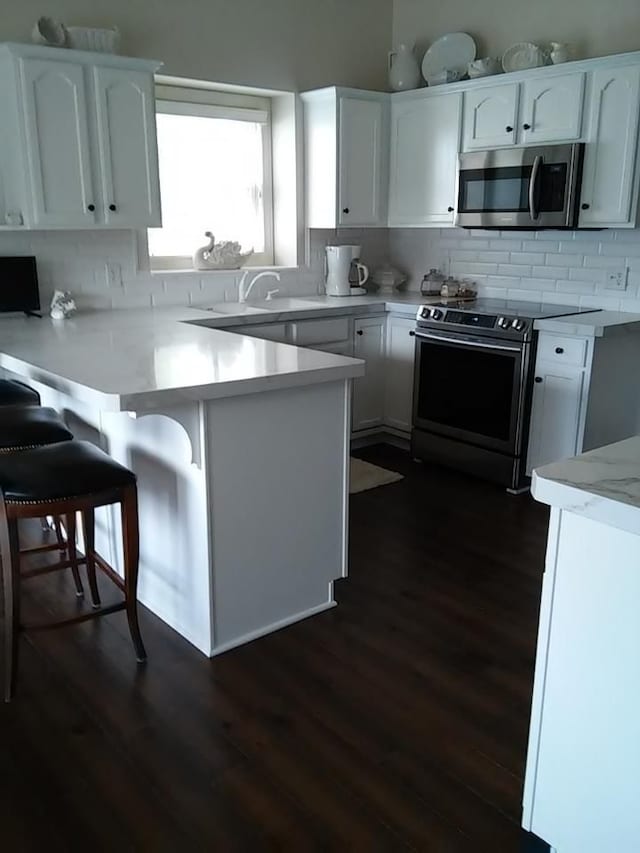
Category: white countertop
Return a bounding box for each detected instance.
[534,311,640,337]
[532,436,640,536]
[0,306,368,412]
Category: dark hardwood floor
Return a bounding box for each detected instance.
[0,445,549,852]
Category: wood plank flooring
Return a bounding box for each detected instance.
[0,445,549,851]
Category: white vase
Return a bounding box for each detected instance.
[388,43,421,91]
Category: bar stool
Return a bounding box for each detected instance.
[0,379,41,407]
[0,440,146,701]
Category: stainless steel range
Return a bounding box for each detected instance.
[411,298,599,492]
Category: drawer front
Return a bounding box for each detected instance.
[239,323,288,343]
[537,334,587,367]
[291,317,351,346]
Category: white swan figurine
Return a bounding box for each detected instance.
[192,232,253,270]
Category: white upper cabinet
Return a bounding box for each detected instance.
[19,58,96,227]
[389,92,461,227]
[579,64,640,228]
[0,43,161,229]
[303,87,388,229]
[93,67,161,227]
[338,96,386,226]
[463,74,585,150]
[463,83,519,149]
[520,73,585,143]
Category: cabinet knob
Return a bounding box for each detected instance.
[356,329,363,336]
[555,347,564,354]
[342,207,350,215]
[87,204,95,212]
[523,123,531,130]
[409,330,415,337]
[534,376,543,383]
[581,203,590,210]
[505,125,514,133]
[447,206,454,213]
[109,204,117,212]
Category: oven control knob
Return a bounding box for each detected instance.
[511,318,526,331]
[497,316,510,329]
[430,308,443,321]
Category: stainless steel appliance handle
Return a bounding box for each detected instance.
[528,155,543,221]
[413,329,523,353]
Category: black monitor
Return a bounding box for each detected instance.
[0,256,41,315]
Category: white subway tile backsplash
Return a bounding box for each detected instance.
[388,226,640,312]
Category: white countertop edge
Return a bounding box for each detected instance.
[531,469,640,536]
[534,311,640,337]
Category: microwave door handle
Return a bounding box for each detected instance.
[529,155,543,221]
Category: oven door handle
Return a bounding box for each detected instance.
[529,154,543,222]
[414,329,523,353]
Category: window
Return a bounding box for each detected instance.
[148,91,273,270]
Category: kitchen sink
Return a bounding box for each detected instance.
[253,298,322,311]
[206,303,270,316]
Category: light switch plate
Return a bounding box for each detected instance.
[605,267,628,291]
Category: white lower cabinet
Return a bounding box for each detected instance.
[384,315,415,433]
[352,316,386,432]
[527,364,585,472]
[527,329,640,474]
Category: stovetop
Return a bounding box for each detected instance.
[424,298,598,320]
[415,299,601,342]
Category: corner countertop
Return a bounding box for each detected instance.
[531,436,640,536]
[534,311,640,338]
[0,305,369,412]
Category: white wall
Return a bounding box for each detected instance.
[4,0,392,91]
[389,228,640,312]
[393,0,640,62]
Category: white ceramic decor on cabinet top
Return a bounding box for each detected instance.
[579,64,640,227]
[0,42,161,230]
[389,91,461,227]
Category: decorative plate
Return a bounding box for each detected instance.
[502,42,548,73]
[421,32,477,83]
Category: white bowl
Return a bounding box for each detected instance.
[468,57,502,78]
[502,42,548,73]
[426,68,464,87]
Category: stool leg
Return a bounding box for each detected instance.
[121,485,146,662]
[53,516,66,554]
[64,512,84,599]
[82,508,101,608]
[0,505,20,703]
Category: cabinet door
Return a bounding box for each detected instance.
[93,67,161,227]
[463,83,519,150]
[520,73,585,143]
[352,317,385,431]
[338,97,386,226]
[527,364,585,473]
[19,58,96,227]
[384,316,416,432]
[389,93,461,226]
[579,65,640,228]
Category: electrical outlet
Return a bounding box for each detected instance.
[105,261,122,288]
[605,267,628,291]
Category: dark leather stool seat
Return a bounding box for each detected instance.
[1,440,145,701]
[0,440,135,503]
[0,406,73,452]
[0,379,41,407]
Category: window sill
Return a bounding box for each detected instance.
[149,265,304,276]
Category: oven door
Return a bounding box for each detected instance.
[412,329,530,456]
[455,144,583,229]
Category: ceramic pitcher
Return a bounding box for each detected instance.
[388,43,421,91]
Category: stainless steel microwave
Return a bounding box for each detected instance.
[455,143,585,229]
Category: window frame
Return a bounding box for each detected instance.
[148,90,275,271]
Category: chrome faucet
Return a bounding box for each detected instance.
[238,270,281,303]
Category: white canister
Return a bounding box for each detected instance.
[388,43,421,91]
